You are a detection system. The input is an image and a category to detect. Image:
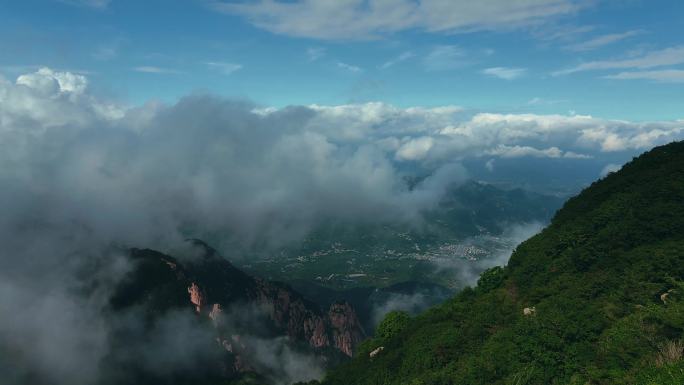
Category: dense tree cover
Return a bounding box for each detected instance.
[318,141,684,385]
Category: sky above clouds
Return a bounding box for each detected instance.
[0,0,682,120]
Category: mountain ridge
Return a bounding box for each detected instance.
[320,141,684,385]
[104,240,365,384]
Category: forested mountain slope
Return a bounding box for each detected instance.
[320,141,684,385]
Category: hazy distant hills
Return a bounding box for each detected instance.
[430,179,564,235]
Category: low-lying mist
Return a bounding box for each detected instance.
[431,222,546,287]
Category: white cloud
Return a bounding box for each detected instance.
[604,69,684,83]
[2,69,682,248]
[206,61,243,75]
[564,150,593,159]
[482,67,527,80]
[17,67,88,95]
[211,0,587,40]
[133,66,182,74]
[532,24,595,42]
[307,47,326,62]
[527,97,568,106]
[92,46,117,61]
[554,45,684,75]
[6,68,122,130]
[380,51,415,69]
[423,45,467,71]
[301,106,684,161]
[486,145,591,159]
[600,163,622,177]
[337,61,363,73]
[485,158,495,172]
[13,66,677,243]
[58,0,111,9]
[305,102,463,141]
[438,112,684,154]
[0,69,476,252]
[565,30,643,52]
[395,136,435,161]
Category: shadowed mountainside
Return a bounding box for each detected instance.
[102,240,365,384]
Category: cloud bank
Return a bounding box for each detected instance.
[0,67,682,251]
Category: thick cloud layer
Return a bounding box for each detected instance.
[0,67,682,384]
[3,68,683,240]
[3,68,681,253]
[0,70,476,251]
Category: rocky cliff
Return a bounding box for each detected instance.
[106,240,365,383]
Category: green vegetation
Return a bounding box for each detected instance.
[375,311,412,340]
[320,141,684,384]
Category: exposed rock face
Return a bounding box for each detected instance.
[251,283,365,355]
[108,240,366,382]
[252,278,363,351]
[217,334,252,373]
[328,302,366,356]
[209,303,222,322]
[369,346,384,358]
[661,289,676,304]
[188,282,206,313]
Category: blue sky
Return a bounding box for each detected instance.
[1,0,683,120]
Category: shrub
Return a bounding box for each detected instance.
[477,266,505,292]
[375,311,411,340]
